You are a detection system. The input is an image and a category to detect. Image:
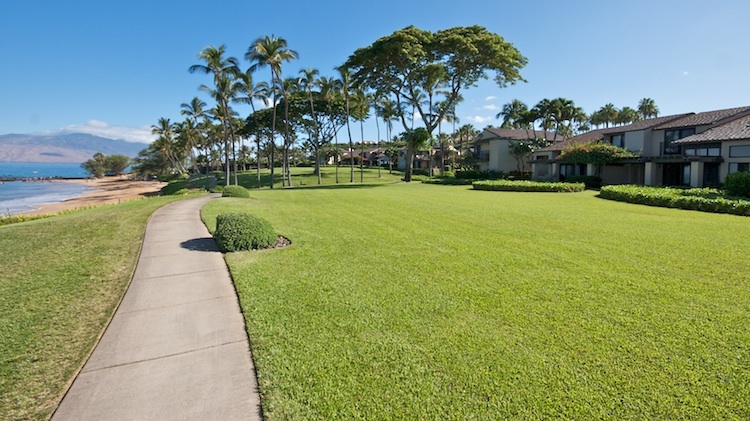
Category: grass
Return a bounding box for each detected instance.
[0,195,183,419]
[202,184,750,419]
[219,165,404,189]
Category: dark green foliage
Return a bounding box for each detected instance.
[455,169,506,180]
[473,180,585,192]
[599,185,750,216]
[214,213,276,252]
[559,142,637,164]
[209,186,225,194]
[724,171,750,198]
[222,185,251,198]
[421,177,474,185]
[564,175,602,189]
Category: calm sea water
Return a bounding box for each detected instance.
[0,162,93,215]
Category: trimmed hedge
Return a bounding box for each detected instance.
[214,213,277,252]
[222,185,251,198]
[725,171,750,198]
[421,177,474,185]
[599,185,750,216]
[472,180,585,192]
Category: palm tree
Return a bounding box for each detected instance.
[233,69,269,188]
[280,77,300,186]
[299,68,322,181]
[246,35,298,189]
[638,98,659,119]
[318,76,344,182]
[151,117,182,173]
[188,45,239,185]
[351,89,370,182]
[497,99,529,129]
[336,67,356,183]
[201,74,241,184]
[617,106,642,126]
[376,96,398,173]
[598,103,620,128]
[180,97,207,174]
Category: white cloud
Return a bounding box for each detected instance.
[466,115,492,124]
[483,104,499,111]
[484,96,497,101]
[54,120,155,143]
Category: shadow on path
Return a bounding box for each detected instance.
[180,237,220,252]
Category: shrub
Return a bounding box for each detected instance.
[421,177,474,185]
[412,168,430,176]
[209,186,225,194]
[725,171,750,198]
[472,180,585,192]
[214,213,277,252]
[455,169,506,180]
[564,175,602,189]
[599,185,750,216]
[173,188,194,195]
[222,185,251,198]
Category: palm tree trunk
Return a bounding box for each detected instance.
[360,119,364,183]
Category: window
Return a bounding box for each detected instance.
[535,155,549,160]
[730,145,750,158]
[684,145,721,157]
[611,134,624,148]
[729,163,750,173]
[665,128,696,142]
[560,163,586,177]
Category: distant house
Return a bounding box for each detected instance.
[473,128,559,173]
[531,106,750,187]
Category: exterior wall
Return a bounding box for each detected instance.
[721,139,750,182]
[490,140,525,172]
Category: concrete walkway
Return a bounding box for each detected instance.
[53,196,262,420]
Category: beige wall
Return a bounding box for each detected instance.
[490,140,525,172]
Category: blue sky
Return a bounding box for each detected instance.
[1,0,749,144]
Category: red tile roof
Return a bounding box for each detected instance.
[602,113,693,134]
[655,106,750,130]
[674,116,750,144]
[482,127,560,141]
[536,129,606,152]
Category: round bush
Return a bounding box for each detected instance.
[214,213,276,252]
[222,185,251,198]
[725,171,750,198]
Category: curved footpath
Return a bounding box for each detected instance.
[53,195,262,420]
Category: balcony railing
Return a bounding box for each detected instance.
[661,142,682,155]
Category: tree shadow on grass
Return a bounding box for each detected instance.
[283,182,399,191]
[180,237,220,252]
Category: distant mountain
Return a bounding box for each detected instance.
[0,133,148,163]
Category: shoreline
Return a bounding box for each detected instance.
[21,176,167,216]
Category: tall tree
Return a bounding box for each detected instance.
[336,67,356,183]
[246,35,298,189]
[180,97,207,174]
[344,25,527,181]
[598,103,620,128]
[233,69,269,187]
[497,99,529,129]
[638,98,659,119]
[188,45,239,185]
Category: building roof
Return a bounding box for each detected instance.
[602,113,693,134]
[480,127,560,142]
[674,116,750,144]
[654,106,750,130]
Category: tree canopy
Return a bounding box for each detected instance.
[344,25,527,181]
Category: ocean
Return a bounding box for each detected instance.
[0,162,93,215]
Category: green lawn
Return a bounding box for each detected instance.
[202,184,750,419]
[222,165,404,189]
[0,195,184,419]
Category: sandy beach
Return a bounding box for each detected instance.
[24,176,166,216]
